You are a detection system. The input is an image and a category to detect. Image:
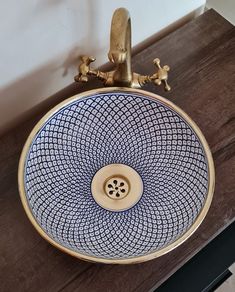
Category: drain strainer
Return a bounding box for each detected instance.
[91,164,143,211]
[105,176,129,200]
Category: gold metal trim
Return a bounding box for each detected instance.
[18,87,215,264]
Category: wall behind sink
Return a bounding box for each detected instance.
[0,0,205,134]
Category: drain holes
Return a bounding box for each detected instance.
[105,176,129,200]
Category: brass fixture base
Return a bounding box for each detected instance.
[91,164,143,211]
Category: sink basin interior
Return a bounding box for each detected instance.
[19,89,213,263]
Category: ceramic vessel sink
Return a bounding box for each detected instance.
[18,88,214,264]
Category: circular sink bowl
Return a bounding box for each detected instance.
[18,88,214,264]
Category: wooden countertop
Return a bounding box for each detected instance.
[0,9,235,292]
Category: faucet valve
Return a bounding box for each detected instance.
[150,58,171,91]
[74,55,171,91]
[74,56,96,83]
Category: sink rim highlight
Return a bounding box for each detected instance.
[18,87,215,264]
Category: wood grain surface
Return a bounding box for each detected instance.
[0,9,235,292]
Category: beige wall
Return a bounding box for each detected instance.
[0,0,206,134]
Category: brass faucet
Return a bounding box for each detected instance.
[74,8,171,91]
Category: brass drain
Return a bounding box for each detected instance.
[105,176,129,200]
[91,164,143,211]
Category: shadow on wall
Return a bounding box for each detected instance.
[0,0,104,135]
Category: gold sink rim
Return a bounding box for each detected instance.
[18,87,215,264]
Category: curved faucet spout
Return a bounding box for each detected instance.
[108,8,132,86]
[74,8,171,90]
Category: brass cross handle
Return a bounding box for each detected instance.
[149,58,171,91]
[74,56,96,83]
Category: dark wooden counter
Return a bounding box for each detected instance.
[0,9,235,292]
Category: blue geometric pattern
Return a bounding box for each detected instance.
[24,92,208,259]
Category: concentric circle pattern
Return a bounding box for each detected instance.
[24,92,208,260]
